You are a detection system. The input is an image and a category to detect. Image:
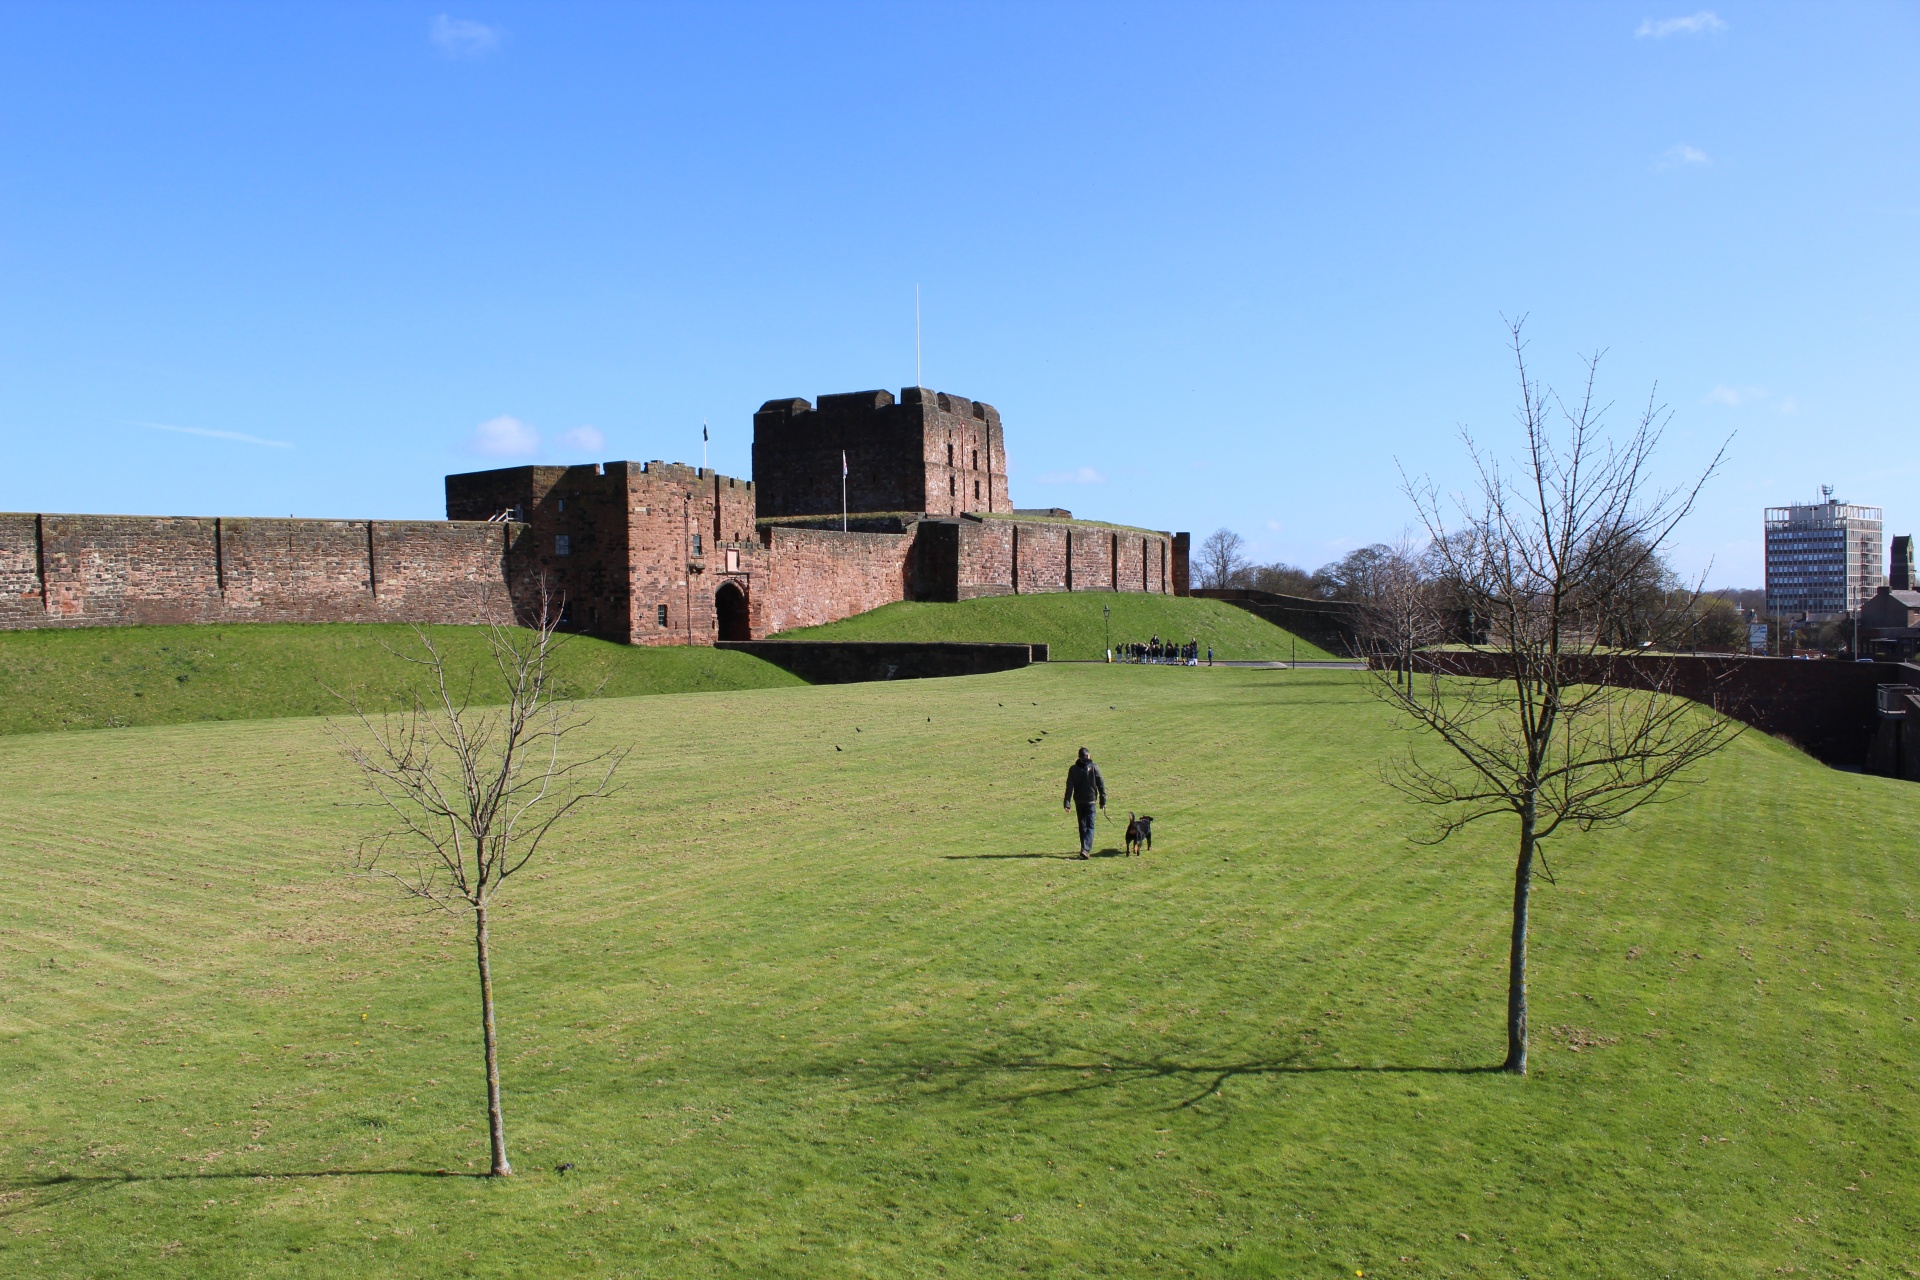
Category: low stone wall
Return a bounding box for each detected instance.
[1403,649,1905,769]
[715,640,1042,684]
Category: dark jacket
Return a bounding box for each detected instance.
[1063,759,1107,809]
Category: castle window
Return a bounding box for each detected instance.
[554,535,570,556]
[657,604,668,626]
[972,449,978,469]
[693,533,703,557]
[557,499,565,513]
[975,480,981,500]
[949,475,956,496]
[947,443,954,466]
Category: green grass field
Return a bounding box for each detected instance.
[774,592,1338,662]
[0,624,802,736]
[2,665,1915,1277]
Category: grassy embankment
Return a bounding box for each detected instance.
[0,623,802,735]
[775,591,1338,662]
[2,664,1914,1277]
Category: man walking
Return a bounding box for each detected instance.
[1062,746,1107,859]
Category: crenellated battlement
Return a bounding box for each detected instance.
[752,386,1009,521]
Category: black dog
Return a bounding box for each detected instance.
[1124,812,1153,856]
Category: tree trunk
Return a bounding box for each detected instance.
[475,904,512,1176]
[1504,807,1535,1074]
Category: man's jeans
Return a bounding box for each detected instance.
[1076,804,1098,855]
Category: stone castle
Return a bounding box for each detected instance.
[1,387,1192,642]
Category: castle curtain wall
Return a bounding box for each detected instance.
[0,513,521,630]
[4,386,1184,641]
[756,527,916,634]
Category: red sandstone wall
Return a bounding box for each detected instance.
[919,393,1011,517]
[1069,526,1111,593]
[957,519,1014,599]
[1014,522,1070,593]
[1116,533,1143,592]
[0,514,41,628]
[626,464,724,646]
[953,518,1170,597]
[0,513,519,630]
[757,527,914,634]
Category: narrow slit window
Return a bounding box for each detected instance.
[657,604,668,626]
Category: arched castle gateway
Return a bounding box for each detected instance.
[1,387,1192,642]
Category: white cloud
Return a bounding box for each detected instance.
[1034,466,1107,485]
[431,14,501,58]
[131,420,292,449]
[559,425,606,455]
[1705,386,1798,414]
[1658,144,1712,168]
[1636,11,1726,38]
[471,415,540,457]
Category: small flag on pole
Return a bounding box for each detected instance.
[842,450,848,477]
[702,423,709,442]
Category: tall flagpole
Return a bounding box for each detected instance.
[915,283,922,388]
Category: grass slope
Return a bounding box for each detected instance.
[774,592,1337,661]
[2,666,1916,1278]
[0,623,802,736]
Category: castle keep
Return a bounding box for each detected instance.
[1,387,1191,642]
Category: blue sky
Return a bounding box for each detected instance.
[2,2,1915,585]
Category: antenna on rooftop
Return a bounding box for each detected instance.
[915,283,922,389]
[1821,483,1835,503]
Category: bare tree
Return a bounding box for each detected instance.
[1380,321,1740,1074]
[1356,534,1445,682]
[1198,528,1250,590]
[331,613,626,1174]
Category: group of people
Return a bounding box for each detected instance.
[1113,635,1209,666]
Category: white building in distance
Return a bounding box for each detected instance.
[1764,489,1884,620]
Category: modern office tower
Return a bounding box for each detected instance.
[1764,487,1884,619]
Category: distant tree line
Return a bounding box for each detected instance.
[1197,527,1752,654]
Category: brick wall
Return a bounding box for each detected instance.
[756,526,915,634]
[752,386,1010,520]
[1012,521,1068,593]
[625,463,758,647]
[1407,649,1904,769]
[0,513,42,628]
[956,518,1013,599]
[936,517,1172,599]
[0,512,521,630]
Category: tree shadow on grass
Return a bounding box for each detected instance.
[944,847,1129,860]
[829,1046,1504,1112]
[0,1168,487,1218]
